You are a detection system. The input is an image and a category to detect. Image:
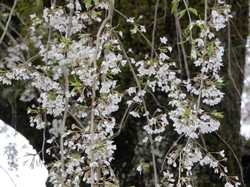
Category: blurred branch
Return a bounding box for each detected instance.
[0,0,18,45]
[0,165,17,187]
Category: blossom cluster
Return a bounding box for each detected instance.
[158,2,239,187]
[0,0,239,187]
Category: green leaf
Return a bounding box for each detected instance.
[84,0,92,10]
[140,106,144,113]
[95,143,105,150]
[208,43,215,55]
[70,81,82,92]
[141,163,150,172]
[184,108,190,117]
[78,33,91,39]
[108,184,117,187]
[178,9,186,19]
[111,24,120,30]
[184,26,190,36]
[171,0,180,14]
[70,81,82,87]
[27,107,37,114]
[0,70,5,75]
[61,37,71,45]
[216,113,224,119]
[177,40,187,45]
[177,37,190,45]
[188,8,198,16]
[48,92,56,99]
[212,110,224,119]
[93,0,99,4]
[100,93,108,97]
[214,81,225,89]
[138,79,143,85]
[107,72,115,79]
[159,48,168,53]
[70,153,81,159]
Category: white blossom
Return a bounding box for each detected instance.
[127,17,135,23]
[160,37,168,44]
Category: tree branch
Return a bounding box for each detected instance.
[0,0,17,45]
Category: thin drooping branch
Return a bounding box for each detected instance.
[174,10,190,80]
[90,1,114,185]
[228,27,244,106]
[215,132,245,187]
[231,46,250,116]
[0,0,17,45]
[175,20,183,74]
[42,113,47,161]
[0,21,26,62]
[230,20,245,42]
[0,21,18,45]
[196,0,208,113]
[161,134,184,172]
[149,2,161,184]
[68,110,85,129]
[111,102,134,140]
[60,0,74,174]
[227,19,246,187]
[114,30,159,186]
[114,9,155,50]
[150,0,160,59]
[0,165,17,187]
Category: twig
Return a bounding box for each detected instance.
[161,134,184,171]
[114,8,155,52]
[196,0,208,113]
[0,21,26,62]
[174,10,190,80]
[90,1,114,186]
[150,0,160,59]
[230,20,244,42]
[60,0,74,176]
[150,2,161,184]
[41,113,47,162]
[175,16,183,73]
[114,27,159,187]
[226,19,245,186]
[215,132,245,187]
[0,165,17,187]
[228,22,246,110]
[111,102,134,140]
[230,46,250,117]
[0,0,17,45]
[0,21,18,45]
[68,110,85,129]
